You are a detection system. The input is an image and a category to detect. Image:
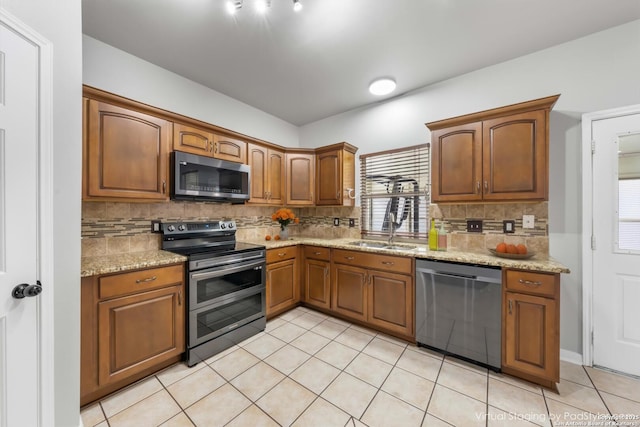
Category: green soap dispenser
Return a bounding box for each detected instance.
[428,218,438,251]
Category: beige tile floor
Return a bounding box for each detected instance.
[81,306,640,427]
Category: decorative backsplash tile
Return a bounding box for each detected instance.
[82,201,360,256]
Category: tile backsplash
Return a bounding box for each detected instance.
[430,201,549,254]
[81,201,360,257]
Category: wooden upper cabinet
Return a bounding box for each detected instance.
[215,134,247,164]
[315,143,357,206]
[426,94,559,203]
[285,151,315,205]
[84,99,170,201]
[173,123,246,164]
[247,143,284,205]
[173,123,215,156]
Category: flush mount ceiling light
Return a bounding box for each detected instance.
[255,0,271,14]
[293,0,302,12]
[226,0,242,14]
[369,78,397,96]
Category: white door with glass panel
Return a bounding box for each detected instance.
[592,112,640,377]
[0,13,42,427]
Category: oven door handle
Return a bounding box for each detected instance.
[190,259,265,280]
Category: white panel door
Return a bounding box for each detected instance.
[0,19,40,427]
[592,112,640,377]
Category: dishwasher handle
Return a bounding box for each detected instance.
[416,267,502,284]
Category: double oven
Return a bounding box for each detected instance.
[161,221,266,366]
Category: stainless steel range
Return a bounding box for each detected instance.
[161,221,266,366]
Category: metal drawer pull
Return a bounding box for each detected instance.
[518,279,542,287]
[278,252,286,257]
[313,252,322,255]
[381,261,394,266]
[345,256,355,260]
[136,276,157,284]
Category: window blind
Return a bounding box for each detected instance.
[618,178,640,251]
[360,144,430,240]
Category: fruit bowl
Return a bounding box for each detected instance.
[488,248,536,260]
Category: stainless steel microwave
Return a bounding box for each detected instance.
[171,151,250,203]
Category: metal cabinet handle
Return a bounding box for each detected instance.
[162,181,166,194]
[178,290,182,306]
[136,276,157,284]
[518,279,542,287]
[214,141,218,154]
[508,299,513,315]
[476,181,480,194]
[209,141,213,152]
[484,181,489,193]
[381,261,394,266]
[337,191,340,199]
[324,268,329,277]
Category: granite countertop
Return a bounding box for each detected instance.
[81,237,569,277]
[81,250,187,277]
[247,237,570,274]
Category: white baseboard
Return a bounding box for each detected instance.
[560,349,584,366]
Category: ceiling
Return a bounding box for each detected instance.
[82,0,640,126]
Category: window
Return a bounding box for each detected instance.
[618,178,640,252]
[360,144,430,240]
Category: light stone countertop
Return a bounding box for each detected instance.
[81,237,569,277]
[248,237,570,274]
[81,250,187,277]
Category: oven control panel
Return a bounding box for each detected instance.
[161,221,236,234]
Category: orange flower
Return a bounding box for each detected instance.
[272,208,299,229]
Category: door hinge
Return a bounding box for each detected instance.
[591,234,596,250]
[591,330,594,343]
[591,140,596,154]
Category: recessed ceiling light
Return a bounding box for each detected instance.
[226,0,242,15]
[255,0,271,14]
[369,78,396,96]
[293,0,303,12]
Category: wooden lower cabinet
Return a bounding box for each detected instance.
[502,269,560,389]
[331,249,414,338]
[81,264,185,406]
[303,246,331,310]
[266,247,299,317]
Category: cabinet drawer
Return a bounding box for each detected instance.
[267,246,297,263]
[303,245,331,261]
[99,264,184,300]
[504,269,558,298]
[332,249,412,274]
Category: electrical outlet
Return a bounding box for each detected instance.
[151,220,161,233]
[333,218,340,226]
[503,220,515,233]
[349,218,355,227]
[466,219,483,233]
[523,215,535,229]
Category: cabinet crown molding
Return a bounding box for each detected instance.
[425,94,560,131]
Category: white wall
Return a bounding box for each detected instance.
[83,35,300,147]
[299,20,640,355]
[1,0,82,425]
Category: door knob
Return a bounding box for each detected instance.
[12,281,42,299]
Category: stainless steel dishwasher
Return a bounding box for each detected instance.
[416,259,502,370]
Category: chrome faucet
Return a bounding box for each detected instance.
[387,212,396,245]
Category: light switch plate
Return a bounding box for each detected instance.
[333,218,340,226]
[523,215,535,229]
[503,220,515,233]
[349,218,355,227]
[466,219,483,233]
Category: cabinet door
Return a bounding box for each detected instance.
[97,285,184,386]
[173,123,214,156]
[85,100,170,200]
[503,291,559,383]
[316,149,342,205]
[266,259,298,316]
[248,143,269,203]
[267,148,285,205]
[430,122,483,202]
[483,110,547,201]
[286,152,315,205]
[304,259,330,309]
[331,263,367,322]
[367,270,414,336]
[214,134,247,164]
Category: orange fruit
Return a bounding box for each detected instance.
[506,244,518,254]
[274,235,281,240]
[265,235,271,241]
[496,243,507,253]
[516,244,528,254]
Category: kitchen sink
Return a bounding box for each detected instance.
[348,241,416,251]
